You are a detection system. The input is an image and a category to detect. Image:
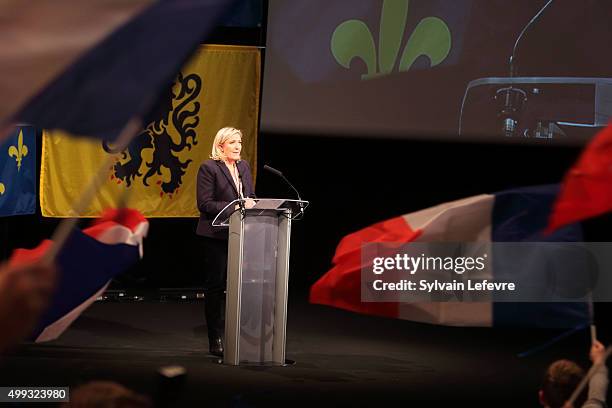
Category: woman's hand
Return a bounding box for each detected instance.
[244,198,256,209]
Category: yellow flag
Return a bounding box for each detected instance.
[41,45,260,217]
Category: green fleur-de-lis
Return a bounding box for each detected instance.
[8,129,28,171]
[0,183,4,195]
[331,0,451,79]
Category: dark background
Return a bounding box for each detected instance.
[0,132,588,294]
[1,0,610,318]
[2,3,612,407]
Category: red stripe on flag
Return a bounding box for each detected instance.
[310,216,421,318]
[9,208,146,266]
[333,217,420,263]
[548,123,612,232]
[9,241,52,266]
[90,208,147,233]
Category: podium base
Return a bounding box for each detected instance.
[218,358,297,367]
[283,358,296,366]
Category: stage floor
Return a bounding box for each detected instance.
[0,298,593,407]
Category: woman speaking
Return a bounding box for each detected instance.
[196,127,255,356]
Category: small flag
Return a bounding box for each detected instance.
[0,126,36,216]
[9,208,149,342]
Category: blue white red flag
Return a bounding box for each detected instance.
[310,185,590,328]
[9,209,148,342]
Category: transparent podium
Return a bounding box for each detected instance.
[212,198,308,365]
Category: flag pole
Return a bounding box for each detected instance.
[565,346,612,407]
[41,117,143,266]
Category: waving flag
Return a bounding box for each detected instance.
[0,126,36,216]
[548,123,612,232]
[8,209,149,342]
[3,0,237,142]
[0,0,152,131]
[310,185,590,328]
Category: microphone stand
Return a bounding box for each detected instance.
[263,165,305,218]
[499,0,554,137]
[235,162,246,217]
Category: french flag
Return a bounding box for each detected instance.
[9,209,148,342]
[310,185,590,328]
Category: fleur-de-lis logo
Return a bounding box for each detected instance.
[0,183,4,195]
[331,0,451,79]
[8,129,28,171]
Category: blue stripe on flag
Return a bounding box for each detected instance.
[491,184,590,328]
[17,0,237,141]
[31,229,140,339]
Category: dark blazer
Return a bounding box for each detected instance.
[196,159,256,239]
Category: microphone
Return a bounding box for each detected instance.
[263,164,283,178]
[263,165,302,200]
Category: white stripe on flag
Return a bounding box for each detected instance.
[397,194,495,326]
[404,194,494,242]
[94,221,149,258]
[35,282,110,342]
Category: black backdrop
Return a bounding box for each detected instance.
[7,129,612,341]
[3,1,609,300]
[1,131,589,298]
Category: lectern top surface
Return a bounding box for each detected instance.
[252,199,284,210]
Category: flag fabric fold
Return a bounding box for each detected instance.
[310,185,590,328]
[0,0,153,130]
[7,0,237,142]
[9,208,149,342]
[547,122,612,232]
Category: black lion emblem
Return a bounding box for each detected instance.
[104,72,202,196]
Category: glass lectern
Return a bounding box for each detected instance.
[212,198,308,365]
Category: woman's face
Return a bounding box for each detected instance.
[220,133,242,163]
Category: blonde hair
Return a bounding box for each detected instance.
[210,127,243,161]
